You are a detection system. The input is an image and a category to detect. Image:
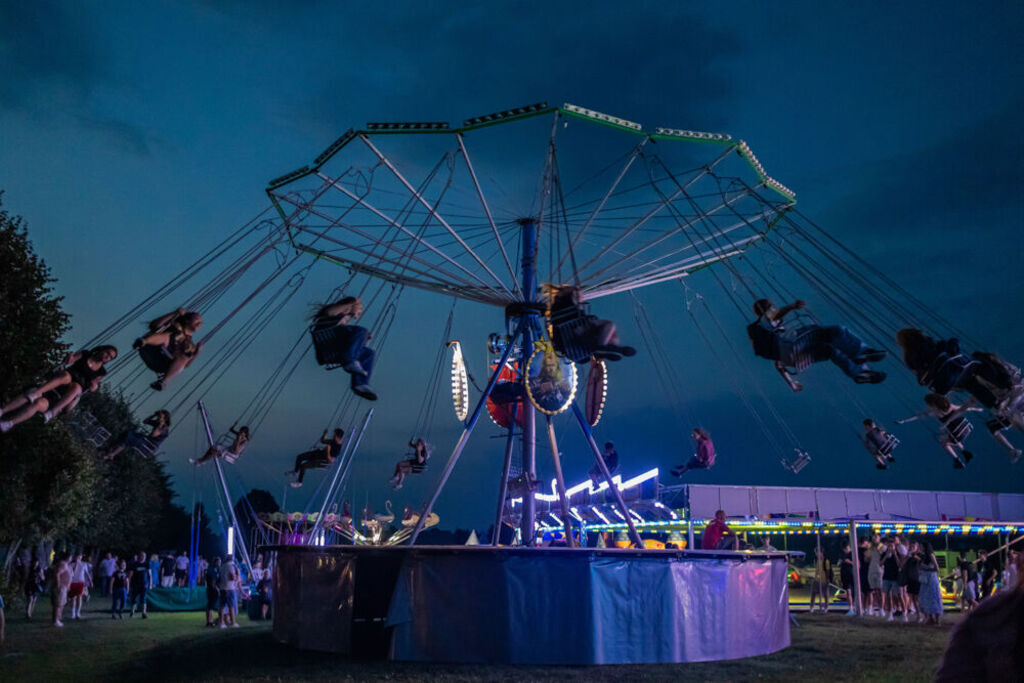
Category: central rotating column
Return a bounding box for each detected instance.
[518,218,538,545]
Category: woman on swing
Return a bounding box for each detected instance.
[312,297,378,401]
[190,424,249,465]
[0,345,118,433]
[747,298,886,387]
[103,409,171,459]
[134,308,204,391]
[388,438,430,490]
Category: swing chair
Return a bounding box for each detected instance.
[67,410,112,447]
[310,319,366,371]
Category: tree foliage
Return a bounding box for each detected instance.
[0,195,206,556]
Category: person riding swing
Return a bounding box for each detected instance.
[862,419,898,469]
[191,424,250,465]
[286,427,344,487]
[545,284,636,363]
[747,298,886,390]
[134,308,204,391]
[0,346,118,433]
[103,410,171,459]
[389,438,430,490]
[310,297,378,401]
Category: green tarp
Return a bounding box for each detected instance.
[145,586,207,612]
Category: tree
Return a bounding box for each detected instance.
[0,195,95,549]
[0,195,202,567]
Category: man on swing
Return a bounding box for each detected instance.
[287,427,344,487]
[747,298,886,389]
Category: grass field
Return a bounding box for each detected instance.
[0,602,956,682]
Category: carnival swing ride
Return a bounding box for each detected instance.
[50,102,1024,569]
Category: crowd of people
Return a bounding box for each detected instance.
[4,548,273,629]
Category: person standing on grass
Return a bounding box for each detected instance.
[159,552,175,588]
[958,551,979,611]
[218,555,241,628]
[128,551,151,619]
[808,546,832,614]
[865,535,885,616]
[902,541,923,620]
[50,555,72,627]
[68,552,92,620]
[839,540,858,615]
[98,552,116,598]
[204,557,221,627]
[24,557,45,619]
[174,551,190,587]
[110,559,128,619]
[880,536,903,622]
[917,542,944,625]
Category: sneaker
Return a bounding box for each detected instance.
[55,620,64,627]
[954,458,965,470]
[220,623,226,629]
[141,613,147,619]
[132,337,144,350]
[963,450,974,463]
[887,455,896,462]
[876,463,887,470]
[393,481,403,490]
[846,609,856,616]
[232,622,240,628]
[887,614,894,622]
[854,370,886,384]
[188,458,197,465]
[353,384,378,401]
[341,359,366,375]
[290,481,302,488]
[150,380,165,392]
[41,410,54,423]
[26,389,40,402]
[903,613,909,623]
[0,421,11,433]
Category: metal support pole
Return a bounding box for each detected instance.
[687,519,695,551]
[409,325,521,545]
[848,520,862,616]
[519,218,539,546]
[307,409,374,545]
[491,404,519,546]
[197,401,254,579]
[545,418,576,548]
[570,403,643,548]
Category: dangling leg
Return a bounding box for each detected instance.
[152,354,189,391]
[190,445,222,465]
[1,371,73,417]
[0,396,52,432]
[351,345,377,401]
[45,384,84,421]
[988,420,1022,463]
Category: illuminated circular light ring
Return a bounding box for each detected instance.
[584,358,608,427]
[448,340,469,421]
[524,342,578,416]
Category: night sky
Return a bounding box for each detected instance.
[1,2,1022,531]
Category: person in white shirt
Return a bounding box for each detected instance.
[174,552,190,587]
[218,556,241,627]
[68,554,92,620]
[98,553,117,597]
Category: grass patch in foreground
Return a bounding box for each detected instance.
[0,606,955,682]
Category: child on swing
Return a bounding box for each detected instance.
[103,410,171,459]
[312,297,378,401]
[135,308,204,391]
